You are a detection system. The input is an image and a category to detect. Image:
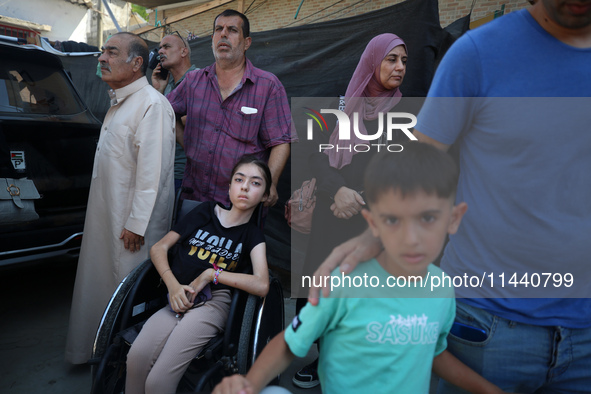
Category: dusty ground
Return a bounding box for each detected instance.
[0,257,319,394]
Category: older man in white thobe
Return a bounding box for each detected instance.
[65,32,175,364]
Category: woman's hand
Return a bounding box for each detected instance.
[167,283,196,313]
[331,186,365,219]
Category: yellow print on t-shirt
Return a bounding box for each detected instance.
[187,229,243,271]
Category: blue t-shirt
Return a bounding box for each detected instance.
[285,261,455,393]
[416,9,591,327]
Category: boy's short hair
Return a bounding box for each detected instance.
[364,141,458,204]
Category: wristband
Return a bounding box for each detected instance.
[213,268,222,285]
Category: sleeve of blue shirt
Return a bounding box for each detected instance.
[415,33,482,146]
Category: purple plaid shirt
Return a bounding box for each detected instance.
[167,59,293,206]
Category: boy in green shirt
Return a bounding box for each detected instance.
[214,142,505,394]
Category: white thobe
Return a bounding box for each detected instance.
[65,77,175,364]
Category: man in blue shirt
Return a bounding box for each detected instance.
[308,1,591,392]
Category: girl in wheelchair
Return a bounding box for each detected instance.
[125,155,271,394]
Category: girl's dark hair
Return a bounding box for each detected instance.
[364,141,458,204]
[231,155,272,196]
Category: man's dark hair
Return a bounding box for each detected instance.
[213,9,250,38]
[116,32,149,75]
[364,141,458,205]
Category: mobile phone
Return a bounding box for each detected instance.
[158,61,169,80]
[148,48,169,79]
[148,48,160,69]
[450,322,488,342]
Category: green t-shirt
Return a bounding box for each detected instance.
[285,260,455,394]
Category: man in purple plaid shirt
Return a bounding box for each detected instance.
[166,9,293,208]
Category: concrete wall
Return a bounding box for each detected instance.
[1,0,132,45]
[86,0,133,46]
[1,0,88,41]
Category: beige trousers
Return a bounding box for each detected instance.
[125,289,231,394]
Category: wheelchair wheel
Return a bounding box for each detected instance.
[253,274,284,385]
[92,259,152,361]
[236,293,258,374]
[90,335,128,394]
[236,274,285,375]
[91,259,165,394]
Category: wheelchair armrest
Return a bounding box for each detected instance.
[223,288,248,355]
[177,200,202,222]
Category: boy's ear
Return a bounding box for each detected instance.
[447,202,468,235]
[361,208,380,238]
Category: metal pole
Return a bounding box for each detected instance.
[102,0,122,32]
[97,0,104,47]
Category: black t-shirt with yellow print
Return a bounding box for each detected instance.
[170,201,265,290]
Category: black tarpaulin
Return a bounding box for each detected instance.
[186,0,451,99]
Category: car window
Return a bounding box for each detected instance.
[0,60,85,115]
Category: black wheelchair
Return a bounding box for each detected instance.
[89,199,285,393]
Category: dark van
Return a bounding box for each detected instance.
[0,38,101,265]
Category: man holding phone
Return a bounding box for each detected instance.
[151,32,198,191]
[151,32,197,95]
